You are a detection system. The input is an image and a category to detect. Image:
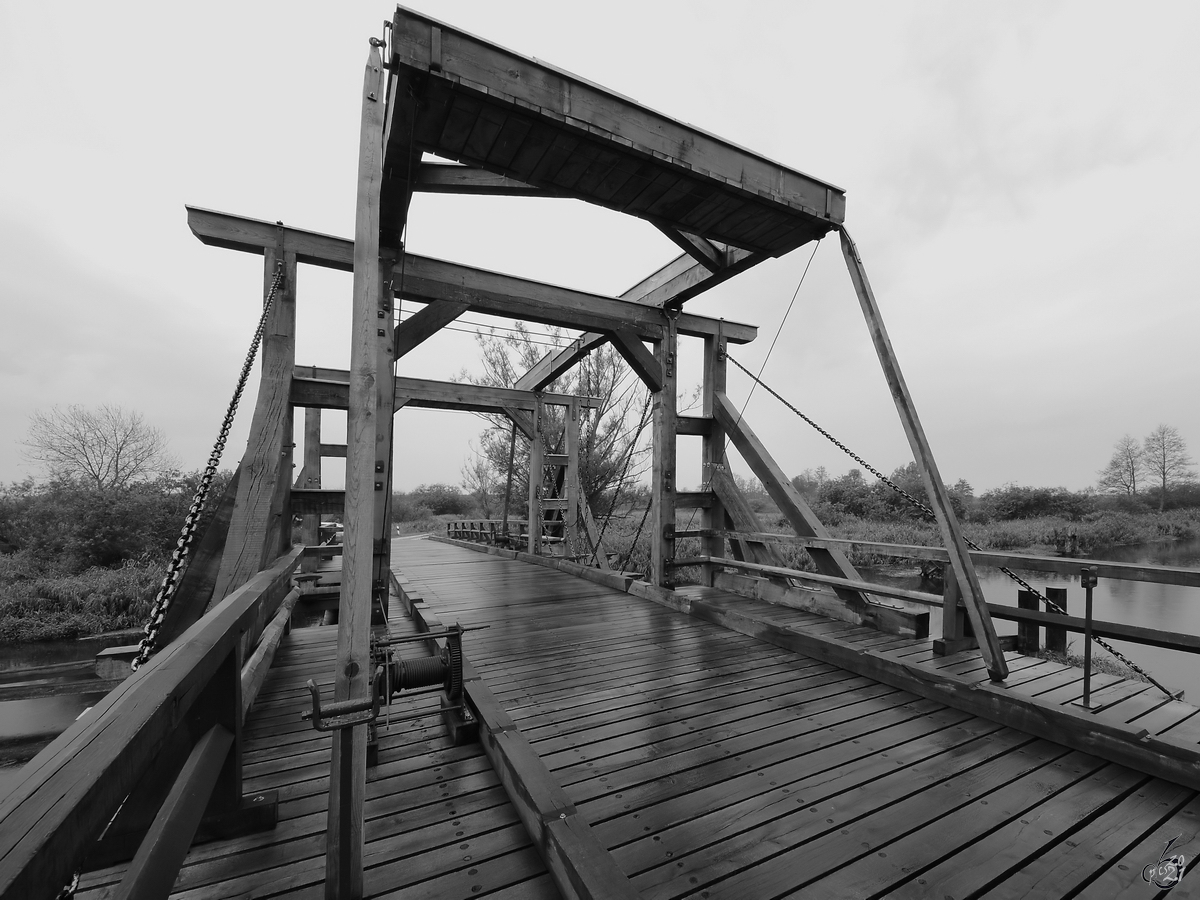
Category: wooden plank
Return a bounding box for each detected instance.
[241,588,301,718]
[840,228,1007,680]
[297,408,321,571]
[565,400,580,558]
[653,224,725,272]
[528,400,544,555]
[325,42,387,899]
[211,248,297,605]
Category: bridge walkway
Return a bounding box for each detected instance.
[396,538,1200,899]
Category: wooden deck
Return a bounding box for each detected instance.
[397,539,1200,898]
[75,536,1200,898]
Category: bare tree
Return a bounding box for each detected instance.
[461,446,497,518]
[1142,424,1196,511]
[457,323,651,514]
[23,404,175,490]
[1097,434,1144,496]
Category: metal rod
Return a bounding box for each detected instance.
[1081,567,1098,708]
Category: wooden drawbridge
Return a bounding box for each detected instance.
[3,7,1200,899]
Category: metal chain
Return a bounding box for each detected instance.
[726,352,1174,697]
[132,261,286,670]
[619,498,654,575]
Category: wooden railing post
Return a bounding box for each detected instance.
[1046,587,1068,653]
[1017,590,1040,653]
[651,316,678,586]
[565,398,581,556]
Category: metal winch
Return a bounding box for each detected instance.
[301,624,479,747]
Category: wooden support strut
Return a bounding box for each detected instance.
[838,226,1007,680]
[651,317,677,586]
[326,42,387,899]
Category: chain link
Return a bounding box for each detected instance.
[132,262,286,671]
[726,353,1175,697]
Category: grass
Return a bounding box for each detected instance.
[0,552,163,642]
[1035,644,1150,684]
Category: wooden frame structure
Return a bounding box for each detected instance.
[186,7,1007,893]
[0,10,1016,899]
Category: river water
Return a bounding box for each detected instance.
[862,537,1200,703]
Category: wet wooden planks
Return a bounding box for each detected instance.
[76,544,559,900]
[396,539,1200,899]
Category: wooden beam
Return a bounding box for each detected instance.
[372,253,399,615]
[503,406,535,441]
[651,319,677,586]
[528,400,544,555]
[298,408,322,573]
[608,329,663,392]
[513,252,760,393]
[565,400,580,555]
[712,391,873,613]
[708,468,788,571]
[701,334,727,586]
[653,223,725,272]
[839,227,1007,681]
[389,8,846,225]
[291,367,599,414]
[393,299,469,359]
[211,247,297,605]
[112,725,233,900]
[413,162,562,196]
[320,443,347,458]
[326,42,387,898]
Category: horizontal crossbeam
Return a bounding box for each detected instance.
[186,208,755,343]
[292,367,599,414]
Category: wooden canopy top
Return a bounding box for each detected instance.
[383,6,846,257]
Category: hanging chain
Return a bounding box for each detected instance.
[132,262,286,671]
[726,352,1175,697]
[619,498,655,575]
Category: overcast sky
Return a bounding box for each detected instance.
[2,1,1197,495]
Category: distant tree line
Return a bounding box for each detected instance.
[1097,425,1196,510]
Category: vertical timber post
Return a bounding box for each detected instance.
[527,398,543,555]
[839,227,1008,681]
[371,251,398,619]
[565,398,581,557]
[1045,587,1068,653]
[326,41,386,900]
[211,245,298,604]
[652,316,678,587]
[701,333,727,586]
[300,407,322,574]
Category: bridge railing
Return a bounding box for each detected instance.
[681,530,1200,658]
[447,519,529,546]
[0,546,303,900]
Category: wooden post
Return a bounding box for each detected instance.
[300,408,322,574]
[1017,590,1040,653]
[934,564,972,656]
[371,252,398,616]
[326,42,386,900]
[651,317,678,586]
[527,398,543,555]
[839,227,1008,681]
[211,246,298,604]
[1045,587,1068,653]
[701,333,727,586]
[565,398,581,557]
